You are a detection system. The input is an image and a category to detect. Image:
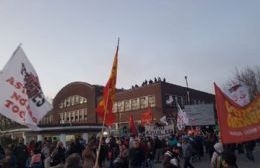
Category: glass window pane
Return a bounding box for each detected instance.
[148,95,156,107]
[140,96,148,109]
[131,98,140,110]
[125,100,131,111]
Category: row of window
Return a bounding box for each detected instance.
[112,95,156,113]
[59,108,88,123]
[41,115,54,125]
[165,94,206,107]
[59,95,87,109]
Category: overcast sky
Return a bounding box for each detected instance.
[0,0,259,98]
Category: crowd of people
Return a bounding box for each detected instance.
[0,129,257,168]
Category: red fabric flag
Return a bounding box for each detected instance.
[214,83,260,144]
[129,114,138,135]
[96,43,118,126]
[141,106,153,125]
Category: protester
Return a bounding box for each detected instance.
[64,153,82,168]
[1,147,17,168]
[221,151,238,168]
[49,141,65,167]
[182,137,195,168]
[14,138,29,168]
[82,145,95,168]
[29,148,43,168]
[154,136,163,163]
[244,140,256,162]
[163,145,180,168]
[211,142,224,168]
[129,140,145,168]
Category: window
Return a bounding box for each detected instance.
[83,98,87,103]
[71,96,75,106]
[72,111,75,122]
[177,96,184,107]
[125,100,131,111]
[131,98,140,110]
[75,96,79,104]
[193,100,196,104]
[112,102,117,113]
[84,109,88,121]
[80,97,84,104]
[117,101,124,112]
[60,113,64,122]
[80,109,85,121]
[148,95,156,107]
[140,96,148,109]
[59,103,63,109]
[67,98,71,107]
[76,110,80,122]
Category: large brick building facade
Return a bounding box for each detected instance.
[0,80,215,143]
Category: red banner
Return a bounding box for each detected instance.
[214,83,260,144]
[141,106,153,125]
[129,114,138,136]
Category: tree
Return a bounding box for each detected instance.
[227,66,260,100]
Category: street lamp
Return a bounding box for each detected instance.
[185,76,190,105]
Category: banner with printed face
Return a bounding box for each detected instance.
[145,124,174,137]
[214,83,260,144]
[224,81,250,107]
[0,46,52,128]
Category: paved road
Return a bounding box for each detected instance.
[155,145,260,168]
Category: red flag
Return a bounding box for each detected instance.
[141,106,153,125]
[214,83,260,144]
[129,114,138,135]
[96,43,118,126]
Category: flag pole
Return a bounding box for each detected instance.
[94,38,119,168]
[94,91,110,168]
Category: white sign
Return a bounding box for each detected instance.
[145,124,174,137]
[0,46,52,129]
[184,104,215,126]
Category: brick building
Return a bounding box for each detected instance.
[0,80,215,143]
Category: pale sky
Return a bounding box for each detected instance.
[0,0,259,98]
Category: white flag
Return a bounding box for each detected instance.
[160,115,168,125]
[177,103,188,130]
[224,81,250,107]
[0,46,52,129]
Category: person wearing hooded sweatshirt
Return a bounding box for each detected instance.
[211,142,224,168]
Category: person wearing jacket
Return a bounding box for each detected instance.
[129,140,145,168]
[14,138,29,168]
[221,151,238,168]
[211,142,224,168]
[182,137,194,168]
[163,145,180,168]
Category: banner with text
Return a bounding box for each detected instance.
[215,83,260,144]
[0,46,52,129]
[145,124,174,137]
